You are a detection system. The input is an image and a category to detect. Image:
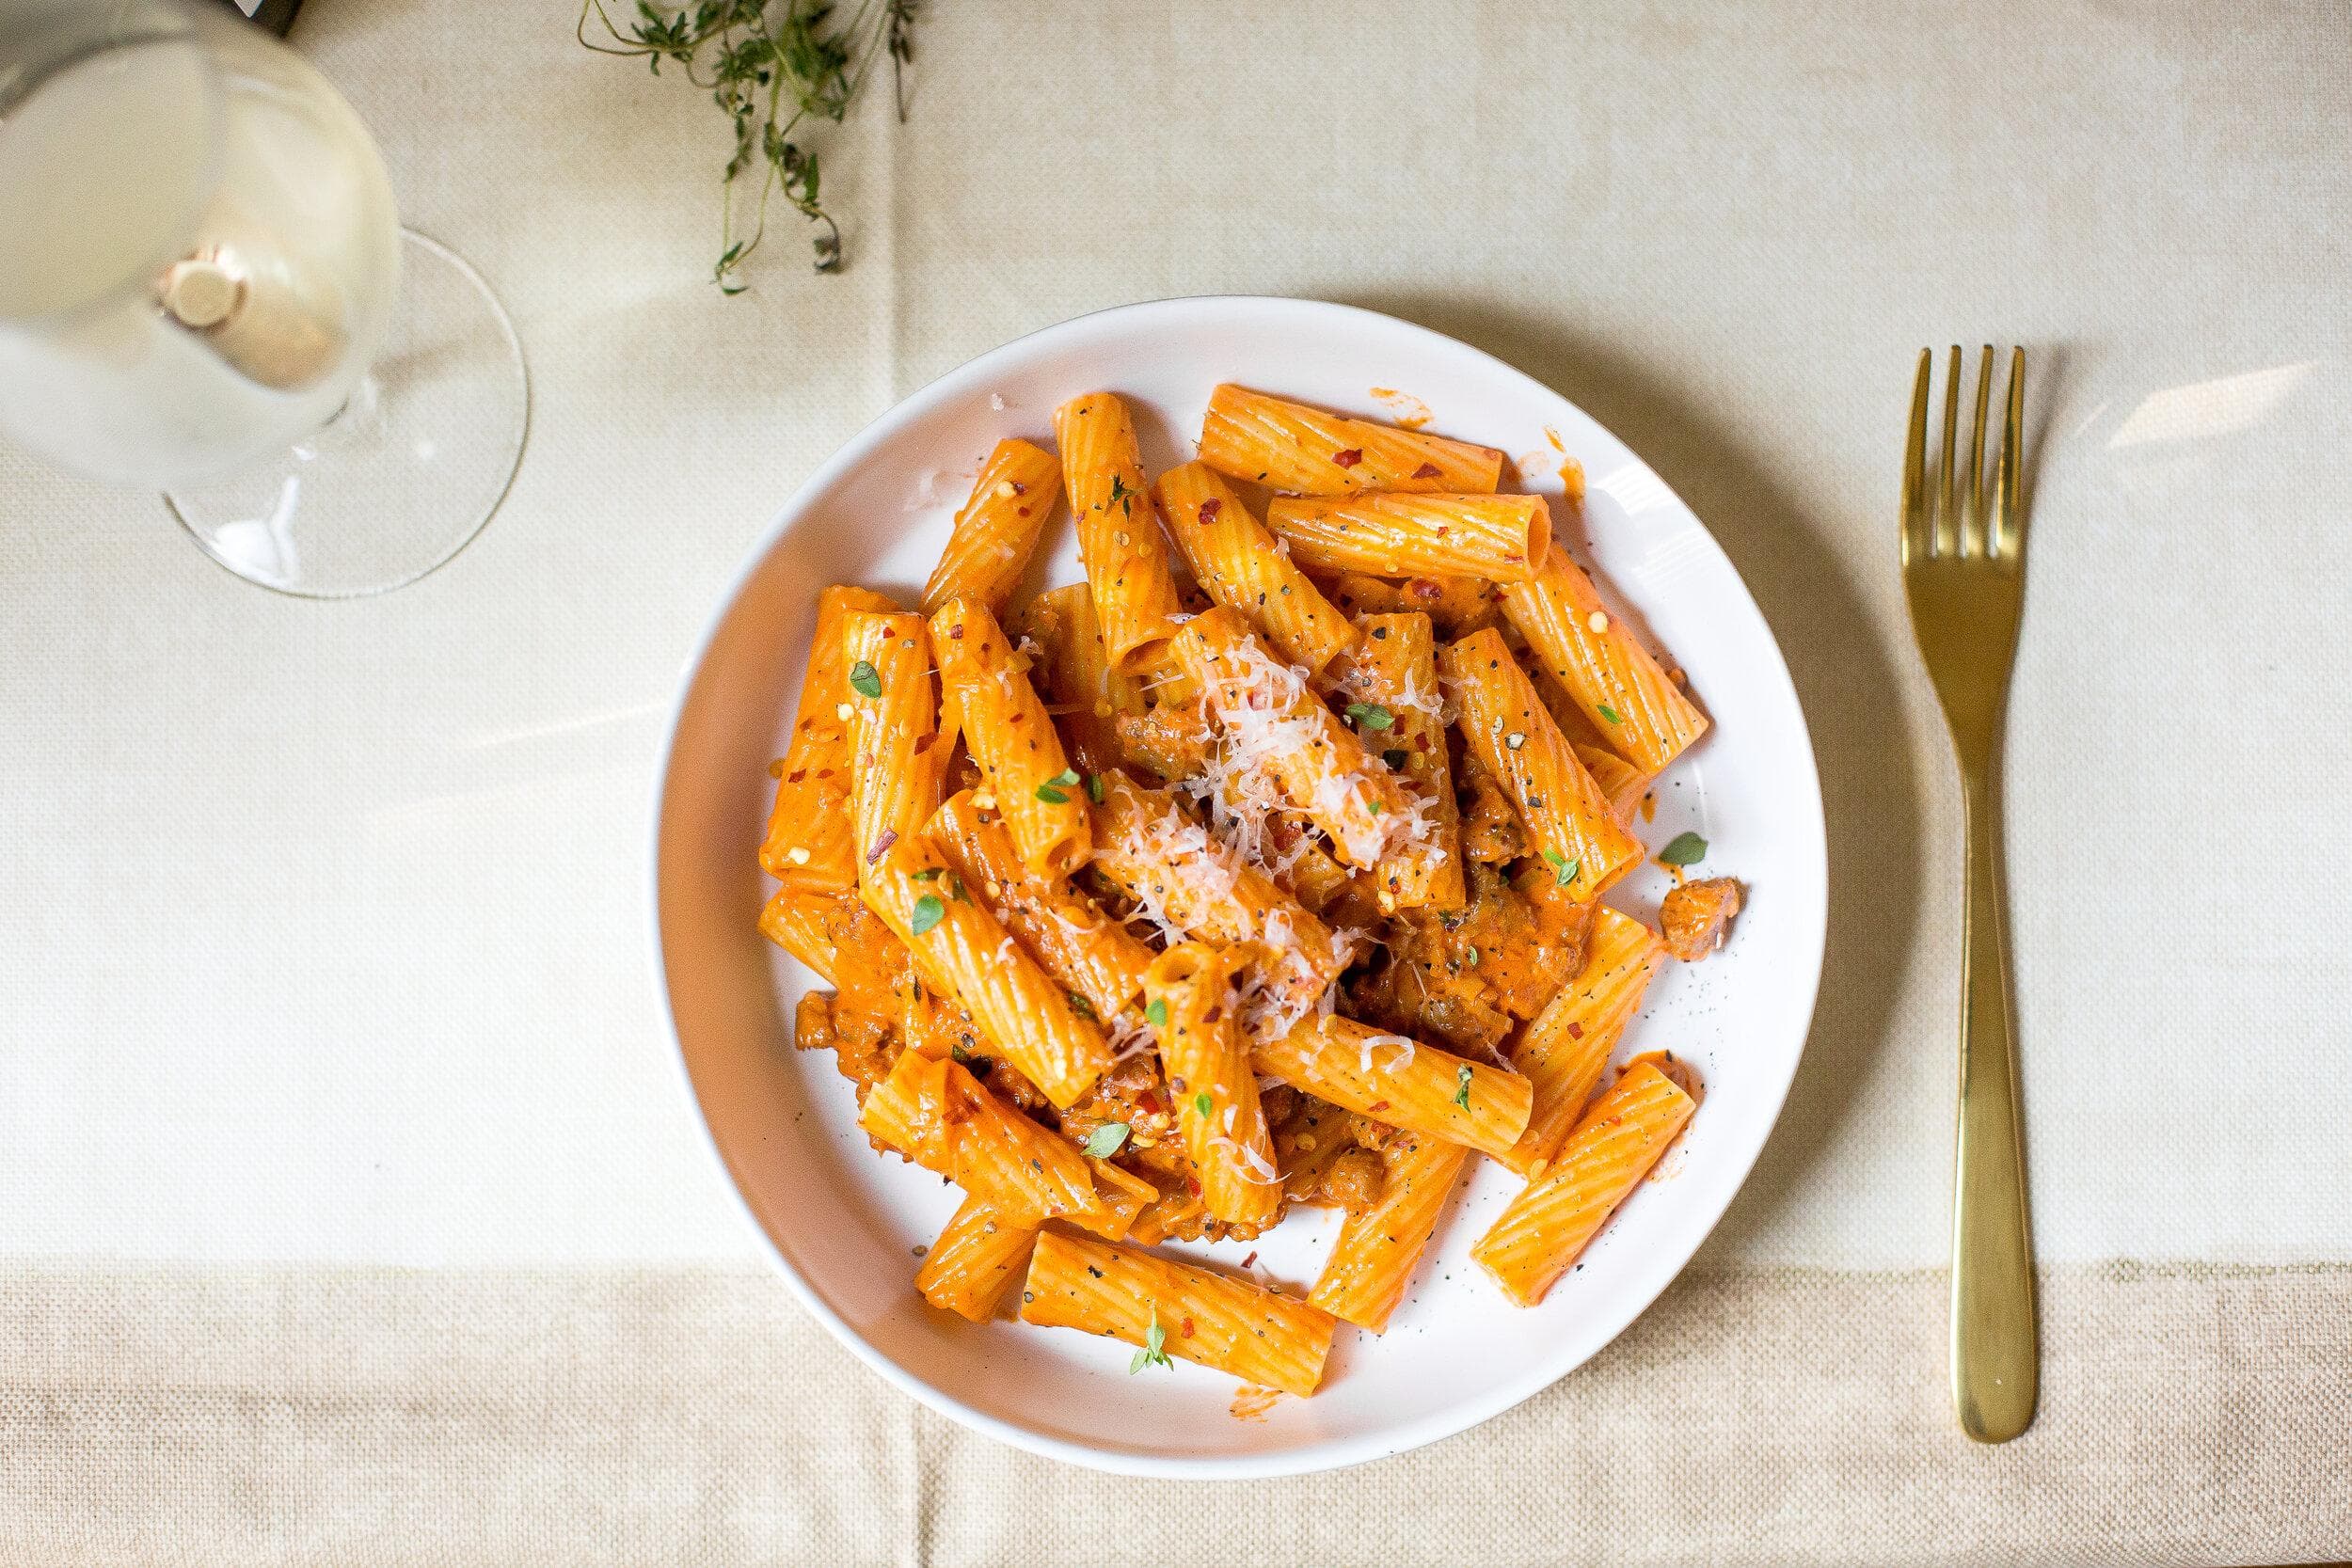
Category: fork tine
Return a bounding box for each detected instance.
[1994,347,2025,559]
[1902,349,1931,563]
[1937,347,1961,556]
[1967,345,1993,557]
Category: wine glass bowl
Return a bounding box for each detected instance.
[0,0,524,596]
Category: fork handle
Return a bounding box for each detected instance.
[1950,763,2038,1442]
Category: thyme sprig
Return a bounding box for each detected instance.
[577,0,919,291]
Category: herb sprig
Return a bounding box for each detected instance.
[577,0,920,290]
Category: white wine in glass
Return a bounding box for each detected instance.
[0,0,526,596]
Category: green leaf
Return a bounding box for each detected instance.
[1145,998,1168,1029]
[1541,848,1580,888]
[1045,768,1081,787]
[1087,773,1105,804]
[908,893,945,936]
[1035,784,1070,804]
[1597,703,1624,725]
[909,867,942,881]
[849,660,882,699]
[1344,702,1395,732]
[1128,1305,1172,1373]
[1453,1064,1473,1110]
[1193,1091,1214,1118]
[1082,1122,1130,1159]
[1658,832,1708,868]
[1068,992,1096,1021]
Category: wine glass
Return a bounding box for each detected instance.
[0,0,527,597]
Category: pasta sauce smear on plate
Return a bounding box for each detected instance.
[756,384,1743,1398]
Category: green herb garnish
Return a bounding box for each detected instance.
[1036,767,1081,804]
[848,659,882,699]
[1145,998,1168,1029]
[1541,848,1581,888]
[1193,1092,1214,1118]
[1344,702,1395,732]
[1658,832,1708,867]
[1068,992,1096,1021]
[1452,1064,1473,1110]
[1083,1122,1130,1159]
[1086,773,1105,804]
[908,893,945,935]
[1129,1306,1172,1373]
[908,867,942,881]
[577,0,922,288]
[1597,703,1624,725]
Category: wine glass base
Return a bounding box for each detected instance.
[165,230,527,598]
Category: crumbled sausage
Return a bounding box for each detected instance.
[1661,877,1742,961]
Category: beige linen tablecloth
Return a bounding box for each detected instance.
[4,2,2347,1563]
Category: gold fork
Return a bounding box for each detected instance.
[1901,345,2037,1444]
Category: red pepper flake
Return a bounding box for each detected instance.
[1331,448,1363,468]
[1411,461,1442,479]
[865,829,898,865]
[1565,1021,1584,1039]
[1366,1099,1391,1113]
[911,733,937,755]
[1240,1250,1259,1269]
[1180,1316,1196,1338]
[1202,1005,1223,1024]
[1016,506,1031,516]
[1009,480,1026,496]
[1184,1176,1201,1197]
[1198,498,1222,525]
[815,768,835,780]
[787,768,806,784]
[948,624,965,640]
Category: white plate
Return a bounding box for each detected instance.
[651,297,1825,1478]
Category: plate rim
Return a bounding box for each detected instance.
[648,293,1828,1479]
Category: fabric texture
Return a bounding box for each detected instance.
[3,1263,2347,1567]
[2,0,2348,1561]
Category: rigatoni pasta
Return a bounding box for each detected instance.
[927,788,1152,1022]
[1017,581,1140,777]
[1145,942,1280,1229]
[1309,1131,1469,1332]
[1472,1059,1697,1307]
[1168,606,1416,871]
[760,377,1739,1392]
[1251,1015,1533,1163]
[1198,383,1504,496]
[1264,492,1550,582]
[761,584,900,889]
[1053,391,1185,673]
[1152,461,1356,674]
[1500,907,1670,1177]
[1087,770,1349,1013]
[861,837,1110,1107]
[930,596,1090,877]
[916,1196,1038,1323]
[1019,1228,1337,1398]
[922,438,1062,618]
[1501,552,1709,774]
[840,609,943,881]
[1324,610,1464,911]
[1440,626,1644,902]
